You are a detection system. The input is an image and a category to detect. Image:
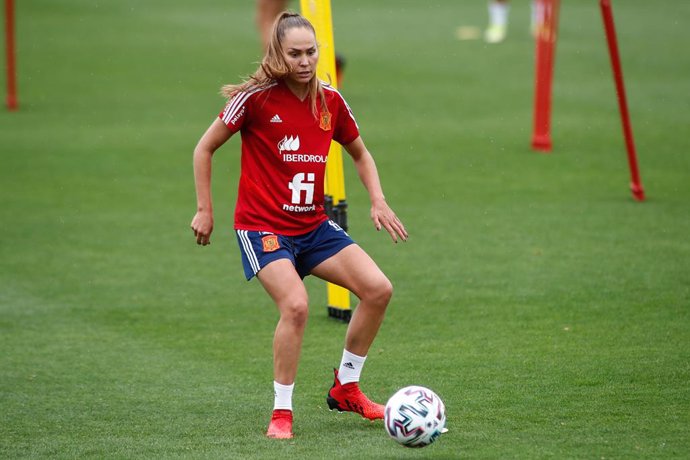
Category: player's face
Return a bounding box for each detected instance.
[281,27,319,86]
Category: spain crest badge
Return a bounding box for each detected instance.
[261,234,280,252]
[319,111,332,131]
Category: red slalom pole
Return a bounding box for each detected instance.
[600,0,644,201]
[531,0,560,152]
[5,0,18,110]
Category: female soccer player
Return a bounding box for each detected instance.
[190,12,408,439]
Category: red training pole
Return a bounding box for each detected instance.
[599,0,644,201]
[531,0,560,152]
[4,0,18,110]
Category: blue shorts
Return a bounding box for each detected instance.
[235,220,355,280]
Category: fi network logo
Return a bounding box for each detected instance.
[289,172,315,205]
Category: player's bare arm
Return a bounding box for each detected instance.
[344,137,408,243]
[191,118,233,246]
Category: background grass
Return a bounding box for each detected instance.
[1,0,689,458]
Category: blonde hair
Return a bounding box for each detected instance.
[221,12,327,118]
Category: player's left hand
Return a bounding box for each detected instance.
[371,199,408,243]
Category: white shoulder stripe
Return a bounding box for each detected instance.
[321,83,339,94]
[222,91,251,124]
[221,83,277,125]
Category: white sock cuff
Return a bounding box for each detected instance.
[273,381,294,411]
[338,349,367,385]
[343,349,366,363]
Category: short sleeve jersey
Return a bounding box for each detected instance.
[219,80,359,236]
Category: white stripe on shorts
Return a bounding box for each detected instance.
[237,230,261,274]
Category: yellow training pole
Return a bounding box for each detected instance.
[300,0,351,321]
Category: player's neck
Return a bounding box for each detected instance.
[283,79,309,101]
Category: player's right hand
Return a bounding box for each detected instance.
[190,211,213,246]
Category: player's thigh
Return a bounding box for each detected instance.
[257,258,309,310]
[310,244,391,300]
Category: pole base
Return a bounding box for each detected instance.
[531,135,552,152]
[6,95,18,111]
[631,182,645,202]
[327,306,351,323]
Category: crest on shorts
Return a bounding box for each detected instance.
[319,111,332,131]
[262,234,280,252]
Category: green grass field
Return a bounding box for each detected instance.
[2,0,689,458]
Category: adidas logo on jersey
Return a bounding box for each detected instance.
[270,114,282,123]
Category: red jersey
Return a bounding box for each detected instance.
[219,80,359,235]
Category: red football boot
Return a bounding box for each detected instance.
[266,409,293,439]
[326,369,384,420]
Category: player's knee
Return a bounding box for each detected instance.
[280,297,309,327]
[366,277,393,309]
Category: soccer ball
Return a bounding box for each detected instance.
[384,385,446,448]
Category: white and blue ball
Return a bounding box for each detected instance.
[384,385,446,448]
